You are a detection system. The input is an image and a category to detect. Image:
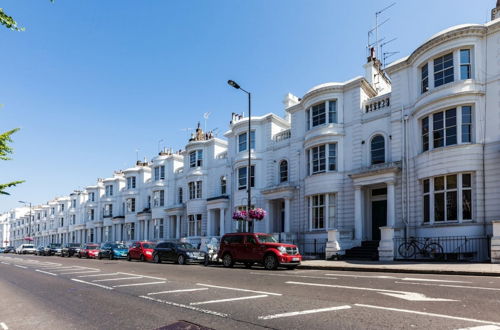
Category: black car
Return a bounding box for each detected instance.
[3,246,15,253]
[61,243,81,257]
[98,243,129,260]
[35,245,46,256]
[152,241,206,265]
[43,243,62,256]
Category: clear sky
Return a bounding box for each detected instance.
[0,0,495,211]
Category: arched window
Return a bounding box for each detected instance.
[371,135,385,165]
[279,160,288,182]
[220,176,227,195]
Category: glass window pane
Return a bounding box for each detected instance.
[435,192,445,221]
[423,195,430,223]
[460,49,470,63]
[328,101,337,123]
[462,174,471,188]
[434,176,445,191]
[463,190,472,220]
[446,191,457,221]
[423,179,430,193]
[446,175,457,189]
[460,65,470,80]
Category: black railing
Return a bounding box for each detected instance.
[394,236,490,262]
[280,238,327,259]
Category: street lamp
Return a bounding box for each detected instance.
[18,200,32,244]
[227,80,253,233]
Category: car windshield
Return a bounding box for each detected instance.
[112,244,128,249]
[24,245,34,248]
[69,244,80,247]
[50,244,61,248]
[142,243,156,249]
[177,243,195,250]
[87,246,100,250]
[256,235,278,243]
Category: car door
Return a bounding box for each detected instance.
[243,235,259,261]
[231,235,245,261]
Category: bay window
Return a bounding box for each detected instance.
[238,165,255,190]
[126,198,136,213]
[306,100,338,130]
[127,177,136,189]
[307,143,337,175]
[434,52,454,87]
[238,131,255,152]
[188,181,202,199]
[189,150,203,168]
[154,166,165,180]
[153,190,165,207]
[308,193,336,230]
[460,49,471,80]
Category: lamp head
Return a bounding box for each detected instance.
[227,80,240,89]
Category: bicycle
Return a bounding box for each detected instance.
[398,237,444,259]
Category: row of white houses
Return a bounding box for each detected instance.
[3,3,500,261]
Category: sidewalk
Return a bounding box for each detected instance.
[298,260,500,276]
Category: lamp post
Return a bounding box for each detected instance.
[227,80,253,233]
[18,201,32,244]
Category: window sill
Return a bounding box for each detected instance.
[420,142,477,155]
[420,221,477,228]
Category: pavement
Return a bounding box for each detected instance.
[298,260,500,276]
[3,254,500,329]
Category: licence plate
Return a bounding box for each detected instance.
[292,257,299,262]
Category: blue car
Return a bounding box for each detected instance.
[98,242,129,260]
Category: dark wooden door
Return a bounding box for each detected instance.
[371,200,387,241]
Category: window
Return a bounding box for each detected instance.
[104,204,113,217]
[178,187,183,204]
[434,52,454,87]
[196,181,202,199]
[189,150,203,167]
[238,165,255,190]
[188,181,202,199]
[88,209,95,221]
[220,176,227,195]
[105,185,113,196]
[60,218,64,227]
[306,100,338,129]
[238,131,255,152]
[72,200,76,208]
[460,49,471,80]
[127,177,136,189]
[71,214,76,225]
[279,160,288,183]
[60,204,65,212]
[421,63,429,94]
[370,135,385,165]
[308,144,336,175]
[126,198,136,213]
[153,218,164,239]
[89,192,95,202]
[188,214,202,236]
[153,190,165,207]
[154,166,165,180]
[422,173,472,224]
[421,106,472,152]
[308,193,336,230]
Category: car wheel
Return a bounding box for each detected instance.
[153,254,161,264]
[177,254,185,265]
[203,255,210,267]
[140,254,145,262]
[127,254,132,261]
[222,253,234,268]
[244,262,253,269]
[77,253,81,258]
[109,253,114,260]
[98,253,102,260]
[264,254,278,271]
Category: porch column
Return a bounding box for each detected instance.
[219,208,226,236]
[207,209,212,236]
[176,215,181,239]
[265,200,272,233]
[354,186,364,241]
[387,181,396,227]
[284,198,291,233]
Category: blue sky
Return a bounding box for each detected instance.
[0,0,494,211]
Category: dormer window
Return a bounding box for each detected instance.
[127,176,136,189]
[189,150,203,168]
[238,131,255,152]
[306,100,337,130]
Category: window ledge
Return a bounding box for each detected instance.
[420,221,477,228]
[420,142,478,155]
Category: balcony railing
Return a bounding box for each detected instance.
[364,95,390,113]
[274,129,291,142]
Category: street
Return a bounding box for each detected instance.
[1,255,500,330]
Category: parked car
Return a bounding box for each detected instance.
[43,243,63,256]
[152,241,206,265]
[16,244,37,255]
[3,246,15,253]
[127,241,157,262]
[77,244,100,259]
[0,247,4,253]
[217,233,302,270]
[35,245,46,256]
[99,242,129,260]
[61,243,81,257]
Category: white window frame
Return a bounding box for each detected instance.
[105,185,113,197]
[238,131,255,152]
[154,166,165,181]
[126,198,136,213]
[238,165,255,190]
[308,143,336,175]
[189,150,203,168]
[308,193,336,231]
[127,177,136,190]
[306,100,338,130]
[188,214,202,237]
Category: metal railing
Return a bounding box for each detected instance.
[394,236,490,262]
[279,238,327,259]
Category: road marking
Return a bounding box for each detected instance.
[71,278,113,290]
[190,295,268,306]
[92,276,143,282]
[77,273,120,278]
[324,273,470,283]
[59,270,101,275]
[286,281,457,301]
[250,272,337,280]
[456,326,500,330]
[395,281,500,292]
[112,281,166,288]
[355,304,500,326]
[196,283,282,296]
[35,269,58,276]
[41,266,79,271]
[147,288,208,295]
[0,262,10,265]
[117,272,166,281]
[258,305,351,320]
[14,264,27,269]
[139,295,228,318]
[0,322,8,330]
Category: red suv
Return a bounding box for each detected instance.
[218,233,302,270]
[127,241,157,262]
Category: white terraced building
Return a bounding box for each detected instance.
[3,2,500,261]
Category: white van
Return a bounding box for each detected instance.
[16,244,36,254]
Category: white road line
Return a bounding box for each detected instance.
[324,273,470,283]
[250,272,337,281]
[0,262,10,265]
[71,278,113,290]
[355,304,500,326]
[77,272,120,278]
[40,266,79,271]
[147,288,209,295]
[14,264,27,269]
[395,281,500,291]
[286,281,457,301]
[139,295,228,318]
[190,295,268,306]
[112,281,166,288]
[0,322,8,330]
[258,305,352,320]
[35,269,58,276]
[117,272,166,281]
[59,270,101,275]
[93,276,143,282]
[456,325,500,330]
[196,283,282,296]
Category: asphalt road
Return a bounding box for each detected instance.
[1,254,500,330]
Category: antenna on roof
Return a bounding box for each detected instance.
[180,127,193,139]
[203,112,211,132]
[367,2,396,59]
[380,37,399,67]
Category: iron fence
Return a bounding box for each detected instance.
[394,236,490,262]
[280,238,327,259]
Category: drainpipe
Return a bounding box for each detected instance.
[405,114,411,241]
[482,31,488,237]
[401,107,406,240]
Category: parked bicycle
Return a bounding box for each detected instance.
[398,237,444,259]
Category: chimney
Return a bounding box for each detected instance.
[492,0,500,20]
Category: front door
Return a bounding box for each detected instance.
[371,200,387,241]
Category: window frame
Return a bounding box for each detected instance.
[306,100,338,130]
[370,135,385,165]
[308,143,337,175]
[238,165,255,190]
[238,131,256,152]
[189,150,203,168]
[433,52,454,88]
[279,160,288,183]
[308,193,336,231]
[127,177,136,190]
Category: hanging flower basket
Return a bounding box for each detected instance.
[248,208,266,220]
[232,210,247,221]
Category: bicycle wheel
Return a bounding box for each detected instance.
[426,243,444,260]
[398,242,416,259]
